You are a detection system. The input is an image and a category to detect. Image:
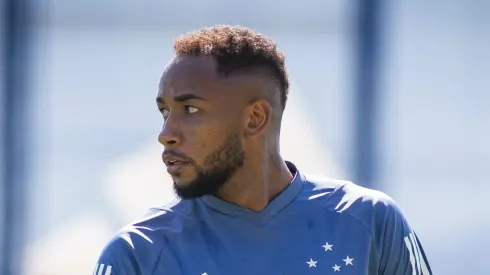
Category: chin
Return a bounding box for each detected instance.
[172,178,194,189]
[172,177,214,199]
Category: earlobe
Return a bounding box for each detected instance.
[245,100,271,138]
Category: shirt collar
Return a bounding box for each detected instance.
[198,161,305,222]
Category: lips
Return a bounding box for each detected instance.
[166,162,188,174]
[162,153,190,174]
[167,160,185,165]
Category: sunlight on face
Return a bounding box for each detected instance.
[24,89,343,275]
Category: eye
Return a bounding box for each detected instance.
[161,109,170,119]
[185,106,200,114]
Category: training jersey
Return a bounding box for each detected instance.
[94,162,432,275]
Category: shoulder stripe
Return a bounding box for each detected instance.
[105,265,113,275]
[404,232,431,275]
[93,263,113,275]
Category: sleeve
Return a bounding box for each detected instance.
[93,237,141,275]
[376,199,433,275]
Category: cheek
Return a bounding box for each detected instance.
[183,124,224,161]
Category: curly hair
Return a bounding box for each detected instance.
[173,25,289,111]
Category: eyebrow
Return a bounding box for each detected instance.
[156,93,206,104]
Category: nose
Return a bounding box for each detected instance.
[158,122,182,147]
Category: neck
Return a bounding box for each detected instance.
[214,154,294,212]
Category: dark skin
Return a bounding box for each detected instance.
[157,56,293,211]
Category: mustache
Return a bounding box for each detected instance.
[162,149,193,162]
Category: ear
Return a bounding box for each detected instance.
[244,99,272,138]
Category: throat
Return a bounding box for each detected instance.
[214,161,294,212]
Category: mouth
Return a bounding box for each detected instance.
[166,161,189,174]
[167,160,185,165]
[162,154,190,174]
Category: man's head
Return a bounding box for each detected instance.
[157,25,289,199]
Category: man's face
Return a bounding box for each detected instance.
[157,56,246,199]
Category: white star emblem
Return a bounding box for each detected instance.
[333,264,341,271]
[343,255,354,265]
[306,258,317,268]
[201,273,208,275]
[322,242,333,251]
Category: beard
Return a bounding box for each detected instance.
[173,133,245,199]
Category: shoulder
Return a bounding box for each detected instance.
[95,199,200,273]
[296,173,432,273]
[298,174,408,235]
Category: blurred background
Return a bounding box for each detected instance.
[1,0,489,274]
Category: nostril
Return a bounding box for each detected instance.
[158,133,179,146]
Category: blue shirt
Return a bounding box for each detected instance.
[94,162,432,275]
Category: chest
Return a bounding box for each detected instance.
[151,212,378,275]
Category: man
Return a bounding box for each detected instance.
[94,25,432,274]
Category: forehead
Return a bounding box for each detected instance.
[158,56,221,100]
